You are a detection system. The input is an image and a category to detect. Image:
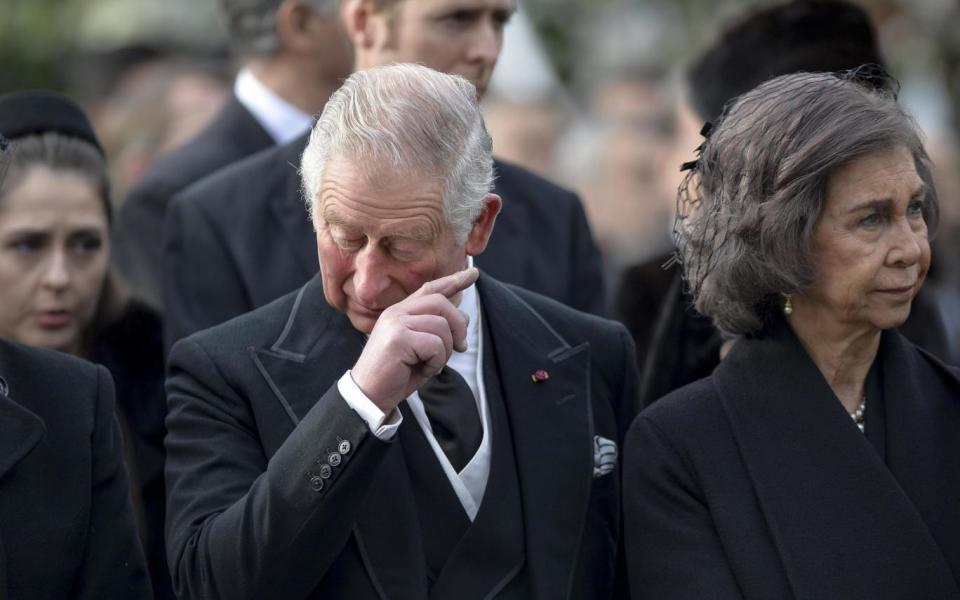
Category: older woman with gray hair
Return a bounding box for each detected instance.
[623,70,960,599]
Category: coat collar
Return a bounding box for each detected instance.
[0,372,45,482]
[714,321,960,599]
[252,273,596,599]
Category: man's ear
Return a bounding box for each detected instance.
[341,0,377,50]
[275,0,319,53]
[465,194,502,256]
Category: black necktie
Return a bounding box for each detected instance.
[418,366,482,472]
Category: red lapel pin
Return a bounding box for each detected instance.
[531,369,550,383]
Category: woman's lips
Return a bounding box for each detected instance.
[34,310,74,328]
[875,285,915,300]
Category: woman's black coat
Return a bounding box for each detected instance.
[624,322,960,599]
[0,338,150,599]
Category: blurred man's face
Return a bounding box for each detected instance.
[349,0,515,96]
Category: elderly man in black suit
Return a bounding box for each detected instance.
[162,0,605,348]
[114,0,353,309]
[164,63,638,599]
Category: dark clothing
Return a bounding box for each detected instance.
[162,133,606,348]
[114,95,273,309]
[614,261,722,409]
[164,273,639,599]
[94,302,172,600]
[616,256,955,409]
[0,339,151,599]
[624,321,960,599]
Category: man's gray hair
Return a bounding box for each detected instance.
[300,63,494,242]
[676,70,938,336]
[219,0,339,58]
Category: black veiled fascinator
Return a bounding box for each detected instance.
[669,64,899,303]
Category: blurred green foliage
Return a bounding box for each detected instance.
[0,0,70,92]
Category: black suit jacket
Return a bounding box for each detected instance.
[162,133,605,347]
[623,321,960,599]
[164,273,639,599]
[114,95,273,309]
[0,339,151,599]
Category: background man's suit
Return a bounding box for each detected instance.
[0,339,150,599]
[162,133,606,346]
[164,272,639,599]
[114,95,273,308]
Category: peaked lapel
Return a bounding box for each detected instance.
[714,322,960,599]
[268,134,318,282]
[477,275,594,600]
[477,161,528,286]
[250,275,428,598]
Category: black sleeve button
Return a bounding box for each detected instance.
[310,476,324,492]
[319,464,333,479]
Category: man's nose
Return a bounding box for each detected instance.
[467,22,501,67]
[352,247,391,305]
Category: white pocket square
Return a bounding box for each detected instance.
[593,435,617,477]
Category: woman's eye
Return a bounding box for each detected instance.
[8,236,44,254]
[907,200,925,218]
[70,235,103,254]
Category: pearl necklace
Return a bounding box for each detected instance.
[850,397,866,433]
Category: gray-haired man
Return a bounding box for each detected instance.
[164,63,639,599]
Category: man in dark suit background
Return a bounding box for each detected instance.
[164,63,638,598]
[114,0,352,309]
[162,0,605,348]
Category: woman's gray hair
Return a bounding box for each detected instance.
[220,0,339,58]
[676,69,938,336]
[300,63,494,243]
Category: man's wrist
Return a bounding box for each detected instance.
[337,371,401,440]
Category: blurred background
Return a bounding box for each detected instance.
[4,0,959,292]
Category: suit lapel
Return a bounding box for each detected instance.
[478,276,594,600]
[250,275,427,598]
[715,323,960,599]
[267,134,318,283]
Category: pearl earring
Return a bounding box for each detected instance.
[783,293,793,316]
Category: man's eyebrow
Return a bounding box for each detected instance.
[320,207,350,227]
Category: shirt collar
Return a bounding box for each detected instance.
[234,69,313,144]
[449,256,480,371]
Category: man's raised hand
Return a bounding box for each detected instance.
[351,267,479,413]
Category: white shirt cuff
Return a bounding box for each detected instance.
[337,371,402,440]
